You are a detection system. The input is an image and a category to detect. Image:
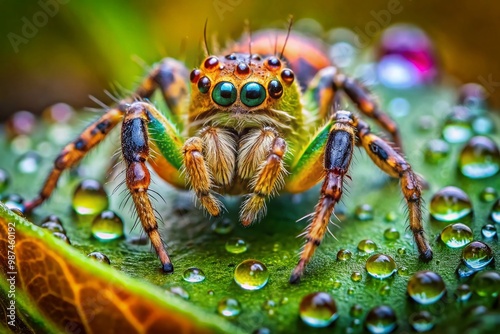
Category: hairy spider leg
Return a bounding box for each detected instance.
[289,111,356,284]
[356,119,433,261]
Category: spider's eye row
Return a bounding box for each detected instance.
[212,81,237,106]
[266,57,281,69]
[190,69,201,83]
[236,62,251,76]
[225,53,237,60]
[241,82,266,107]
[198,76,211,94]
[268,80,283,99]
[204,56,219,70]
[280,69,295,84]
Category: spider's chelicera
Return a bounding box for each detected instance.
[26,28,432,283]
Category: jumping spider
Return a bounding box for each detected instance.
[26,28,432,283]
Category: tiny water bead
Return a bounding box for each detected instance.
[52,232,71,244]
[383,228,400,241]
[358,239,377,254]
[91,210,124,241]
[472,271,500,297]
[16,151,41,174]
[347,287,355,295]
[41,221,65,234]
[350,304,363,318]
[366,254,397,279]
[0,169,10,193]
[384,211,398,223]
[332,280,342,290]
[168,286,189,300]
[429,186,472,221]
[182,267,206,283]
[397,266,409,276]
[490,199,500,224]
[72,179,109,215]
[462,241,493,269]
[407,271,446,305]
[225,238,248,254]
[480,187,498,203]
[481,224,497,239]
[337,249,352,261]
[441,106,474,143]
[351,271,362,282]
[424,139,450,164]
[364,305,397,334]
[1,193,26,214]
[217,298,241,317]
[355,203,374,221]
[299,292,339,328]
[234,259,269,290]
[455,284,472,302]
[211,217,234,235]
[379,285,391,296]
[473,115,496,135]
[459,136,500,179]
[409,311,434,332]
[440,223,473,248]
[87,252,111,265]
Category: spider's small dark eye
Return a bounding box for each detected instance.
[198,76,211,94]
[236,62,250,76]
[268,80,283,99]
[190,69,201,83]
[266,57,281,69]
[212,81,237,106]
[251,54,261,61]
[204,56,219,70]
[281,69,295,84]
[225,53,237,60]
[241,82,266,107]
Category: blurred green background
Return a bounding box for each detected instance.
[1,0,500,120]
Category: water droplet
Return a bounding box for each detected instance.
[418,115,436,132]
[480,187,498,202]
[397,247,406,255]
[459,83,488,112]
[52,232,71,244]
[442,106,474,143]
[383,228,400,240]
[337,249,352,261]
[234,259,269,290]
[1,194,26,215]
[211,217,234,235]
[397,266,409,276]
[350,304,363,317]
[358,239,377,253]
[72,179,109,215]
[424,139,450,164]
[262,299,276,310]
[332,280,342,289]
[168,286,189,300]
[384,211,397,222]
[347,287,355,295]
[456,262,477,279]
[407,271,446,305]
[7,111,36,137]
[481,224,497,239]
[473,116,496,135]
[217,298,241,317]
[387,97,410,118]
[365,305,397,334]
[225,238,248,254]
[490,199,500,224]
[409,311,434,332]
[16,151,41,174]
[459,136,500,178]
[462,241,493,269]
[355,204,374,221]
[43,103,74,123]
[299,292,339,327]
[183,267,206,283]
[91,210,124,241]
[379,285,390,296]
[351,271,362,282]
[430,186,472,221]
[455,284,472,302]
[0,169,10,194]
[280,297,289,305]
[41,221,65,233]
[87,252,110,264]
[440,223,473,248]
[471,271,500,297]
[366,254,397,279]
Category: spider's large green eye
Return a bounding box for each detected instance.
[241,82,266,107]
[212,81,237,106]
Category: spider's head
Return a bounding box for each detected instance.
[189,53,298,115]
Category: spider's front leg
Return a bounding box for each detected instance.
[289,111,356,284]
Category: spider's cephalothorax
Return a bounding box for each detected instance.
[26,29,432,283]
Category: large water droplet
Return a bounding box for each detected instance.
[471,271,500,297]
[440,223,473,248]
[383,228,400,240]
[407,271,446,305]
[459,136,500,178]
[217,298,241,317]
[183,267,206,283]
[358,239,377,254]
[299,292,339,328]
[462,241,493,269]
[365,305,397,334]
[366,254,397,279]
[442,106,473,143]
[409,311,434,332]
[490,199,500,224]
[225,238,248,254]
[91,210,124,241]
[234,259,269,290]
[72,179,109,215]
[430,186,472,221]
[355,203,374,221]
[481,224,497,239]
